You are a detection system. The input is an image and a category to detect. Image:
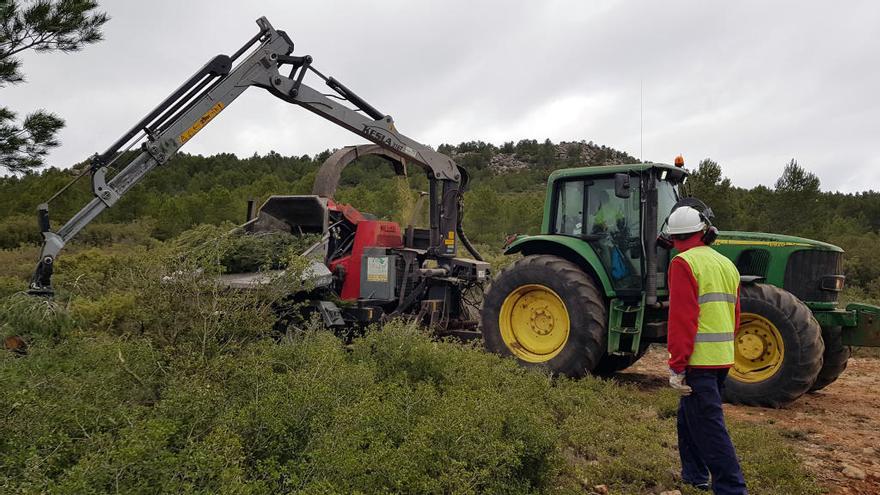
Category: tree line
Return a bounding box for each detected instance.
[2,138,879,295]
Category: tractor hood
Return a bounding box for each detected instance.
[715,231,843,253]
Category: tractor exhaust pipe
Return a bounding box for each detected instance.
[245,198,256,222]
[644,177,659,306]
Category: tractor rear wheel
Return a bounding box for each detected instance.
[810,325,850,392]
[480,255,606,377]
[724,283,824,407]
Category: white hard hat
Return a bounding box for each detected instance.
[666,206,706,235]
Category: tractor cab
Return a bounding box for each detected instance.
[551,174,643,291]
[536,162,687,300]
[487,162,688,373]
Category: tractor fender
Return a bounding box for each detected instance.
[504,235,615,298]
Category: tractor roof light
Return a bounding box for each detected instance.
[674,155,685,168]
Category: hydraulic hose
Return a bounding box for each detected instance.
[456,194,483,261]
[454,166,483,261]
[458,224,484,262]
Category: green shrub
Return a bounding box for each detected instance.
[0,323,819,494]
[0,336,163,490]
[0,293,74,343]
[68,291,138,333]
[51,245,150,297]
[0,326,560,494]
[76,219,159,247]
[0,246,40,282]
[41,226,316,356]
[0,214,41,250]
[0,276,24,299]
[173,224,320,273]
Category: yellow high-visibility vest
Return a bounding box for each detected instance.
[594,204,624,229]
[674,245,740,366]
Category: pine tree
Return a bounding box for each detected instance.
[0,0,109,172]
[687,158,733,228]
[772,158,821,235]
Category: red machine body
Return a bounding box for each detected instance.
[326,200,403,300]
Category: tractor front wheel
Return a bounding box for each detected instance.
[810,325,850,392]
[480,255,606,377]
[724,283,824,407]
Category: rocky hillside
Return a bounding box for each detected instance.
[439,139,638,175]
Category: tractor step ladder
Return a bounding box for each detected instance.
[607,296,645,355]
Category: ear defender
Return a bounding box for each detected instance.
[657,224,714,250]
[701,225,718,245]
[656,233,674,250]
[657,196,717,249]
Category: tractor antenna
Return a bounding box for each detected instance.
[640,79,644,162]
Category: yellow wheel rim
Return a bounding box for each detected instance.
[499,284,570,363]
[730,312,785,383]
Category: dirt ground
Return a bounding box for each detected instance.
[619,346,880,495]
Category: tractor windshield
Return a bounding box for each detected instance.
[552,177,642,290]
[657,176,679,230]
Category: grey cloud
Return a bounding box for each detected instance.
[5,0,879,192]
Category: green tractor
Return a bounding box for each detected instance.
[480,162,880,407]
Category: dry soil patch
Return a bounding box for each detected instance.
[619,346,880,494]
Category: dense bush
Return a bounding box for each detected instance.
[0,225,310,358]
[0,214,41,249]
[0,217,820,492]
[0,293,74,344]
[173,224,320,274]
[0,324,819,494]
[0,216,818,493]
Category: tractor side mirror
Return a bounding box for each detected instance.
[614,173,631,199]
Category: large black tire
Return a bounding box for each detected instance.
[592,343,650,376]
[480,255,607,377]
[810,325,850,392]
[723,283,824,408]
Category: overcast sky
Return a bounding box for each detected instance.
[5,0,880,192]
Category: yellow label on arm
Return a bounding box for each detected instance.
[179,102,225,144]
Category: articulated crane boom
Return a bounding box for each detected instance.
[30,17,476,294]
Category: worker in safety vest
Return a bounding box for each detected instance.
[664,204,747,495]
[591,190,624,233]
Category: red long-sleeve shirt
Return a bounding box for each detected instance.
[667,236,741,373]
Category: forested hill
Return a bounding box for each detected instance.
[0,139,635,247]
[2,138,880,294]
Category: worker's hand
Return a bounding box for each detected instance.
[668,369,692,396]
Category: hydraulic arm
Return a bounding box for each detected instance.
[30,17,474,294]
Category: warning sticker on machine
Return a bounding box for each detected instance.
[366,257,389,282]
[179,101,225,144]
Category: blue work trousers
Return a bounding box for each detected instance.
[677,368,747,495]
